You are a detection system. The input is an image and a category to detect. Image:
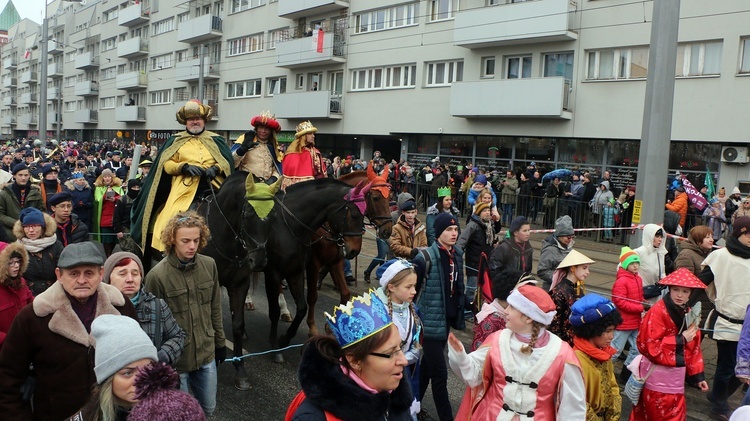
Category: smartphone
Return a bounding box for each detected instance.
[106,190,115,200]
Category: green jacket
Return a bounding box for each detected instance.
[414,242,466,340]
[0,183,43,239]
[144,253,226,373]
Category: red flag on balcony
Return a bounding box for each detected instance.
[24,49,30,59]
[312,28,324,53]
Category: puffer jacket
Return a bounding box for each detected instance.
[414,242,465,340]
[0,241,31,351]
[611,267,645,330]
[665,192,688,227]
[633,223,668,287]
[488,237,533,280]
[591,181,614,215]
[537,234,572,284]
[389,215,427,259]
[675,237,710,275]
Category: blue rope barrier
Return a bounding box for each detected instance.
[226,343,305,363]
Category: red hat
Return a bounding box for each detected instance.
[250,111,281,133]
[506,285,557,325]
[658,267,706,289]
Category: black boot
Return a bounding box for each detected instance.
[618,367,632,385]
[363,270,371,284]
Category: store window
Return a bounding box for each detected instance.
[438,135,472,157]
[407,134,439,155]
[558,138,605,166]
[515,138,556,170]
[606,140,640,167]
[668,142,721,173]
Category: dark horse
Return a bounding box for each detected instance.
[304,164,394,335]
[264,178,368,363]
[197,170,281,390]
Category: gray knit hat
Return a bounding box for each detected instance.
[554,215,574,237]
[92,315,157,384]
[102,252,144,285]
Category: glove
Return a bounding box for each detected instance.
[236,131,256,156]
[409,248,419,259]
[205,166,220,180]
[215,346,227,365]
[181,164,204,177]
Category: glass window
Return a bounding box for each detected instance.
[543,52,574,80]
[428,0,459,21]
[507,56,531,79]
[557,138,605,166]
[476,136,512,159]
[425,60,463,86]
[668,142,721,173]
[741,38,750,74]
[481,56,495,78]
[676,41,722,77]
[408,134,439,155]
[439,135,473,157]
[515,138,556,168]
[606,140,640,167]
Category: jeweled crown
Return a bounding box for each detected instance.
[325,290,393,348]
[295,120,315,133]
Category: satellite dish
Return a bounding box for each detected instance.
[80,0,87,5]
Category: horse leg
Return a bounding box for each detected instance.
[305,258,322,336]
[330,259,351,305]
[279,288,292,323]
[264,268,284,364]
[280,271,308,348]
[244,272,259,311]
[228,280,252,391]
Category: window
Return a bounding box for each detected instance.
[174,87,189,102]
[676,41,722,77]
[296,74,304,89]
[231,0,265,14]
[151,54,172,70]
[506,56,531,79]
[481,56,495,78]
[226,79,262,98]
[428,0,459,22]
[227,34,263,56]
[351,64,417,91]
[543,52,574,80]
[267,77,286,96]
[153,18,175,36]
[176,50,190,63]
[100,97,116,109]
[741,38,750,74]
[64,76,76,87]
[65,51,76,63]
[354,3,418,34]
[101,37,117,52]
[101,67,117,80]
[64,101,76,112]
[268,28,287,50]
[150,90,171,105]
[586,47,648,80]
[177,12,190,26]
[103,8,118,22]
[425,60,463,86]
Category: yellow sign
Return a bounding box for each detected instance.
[632,200,642,224]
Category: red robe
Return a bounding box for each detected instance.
[282,146,327,185]
[630,299,704,421]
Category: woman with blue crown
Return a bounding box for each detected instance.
[285,291,414,421]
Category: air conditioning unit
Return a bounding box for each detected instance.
[721,146,750,164]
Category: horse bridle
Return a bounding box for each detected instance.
[365,182,393,233]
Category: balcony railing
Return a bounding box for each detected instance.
[48,39,64,55]
[175,59,220,82]
[20,71,37,84]
[3,57,17,69]
[118,3,150,27]
[2,97,15,106]
[273,90,343,119]
[116,72,148,90]
[177,15,222,44]
[48,87,61,101]
[117,36,149,59]
[48,63,64,78]
[18,114,38,125]
[75,80,100,96]
[450,77,573,119]
[18,93,37,104]
[74,109,98,123]
[278,0,349,20]
[115,106,146,122]
[75,52,100,70]
[3,78,16,88]
[275,32,345,68]
[1,115,16,126]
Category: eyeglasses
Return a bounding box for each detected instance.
[8,259,21,267]
[369,348,405,359]
[54,204,73,209]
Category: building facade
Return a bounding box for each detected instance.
[0,0,749,190]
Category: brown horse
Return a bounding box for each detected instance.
[304,163,394,335]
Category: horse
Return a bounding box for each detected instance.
[263,178,369,363]
[196,170,281,390]
[304,164,394,336]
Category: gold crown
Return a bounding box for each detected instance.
[259,110,276,120]
[294,120,317,138]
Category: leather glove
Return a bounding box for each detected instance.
[181,164,204,177]
[409,248,419,259]
[236,131,256,156]
[205,166,220,180]
[215,346,227,365]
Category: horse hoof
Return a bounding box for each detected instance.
[234,377,252,391]
[273,353,285,364]
[244,302,255,311]
[281,313,293,323]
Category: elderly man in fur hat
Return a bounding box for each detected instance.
[231,111,283,183]
[281,120,327,189]
[131,100,232,261]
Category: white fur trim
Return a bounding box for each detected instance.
[507,289,556,325]
[379,260,413,289]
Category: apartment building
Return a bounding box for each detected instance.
[0,0,749,190]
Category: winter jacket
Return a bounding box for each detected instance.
[112,195,134,234]
[537,235,572,284]
[64,179,94,231]
[456,215,494,277]
[601,205,618,228]
[54,214,89,247]
[488,238,533,280]
[665,192,688,227]
[132,290,186,365]
[14,213,64,296]
[467,183,497,207]
[612,267,645,330]
[499,177,518,205]
[145,253,226,373]
[0,241,31,351]
[732,206,750,224]
[0,282,136,420]
[675,237,710,276]
[288,340,413,421]
[414,242,465,340]
[425,204,460,246]
[633,224,668,288]
[591,181,614,215]
[389,215,427,259]
[703,205,726,241]
[0,183,43,239]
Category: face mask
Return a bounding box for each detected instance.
[127,189,139,200]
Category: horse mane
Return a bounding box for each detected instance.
[284,177,351,193]
[338,171,367,183]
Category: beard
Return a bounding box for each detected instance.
[187,125,205,135]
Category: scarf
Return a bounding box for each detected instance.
[74,182,86,191]
[727,235,750,259]
[57,220,70,246]
[19,234,57,253]
[476,299,507,324]
[480,217,494,246]
[130,290,141,306]
[11,182,28,208]
[67,290,99,333]
[573,336,617,362]
[514,328,550,348]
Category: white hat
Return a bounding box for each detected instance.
[732,186,741,195]
[378,259,414,289]
[506,285,557,325]
[556,249,595,271]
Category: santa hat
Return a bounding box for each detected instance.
[506,285,557,325]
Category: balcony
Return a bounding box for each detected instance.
[118,2,150,27]
[116,71,148,90]
[74,109,98,124]
[48,39,64,55]
[175,59,220,82]
[75,52,100,70]
[3,97,15,107]
[116,106,146,122]
[47,112,61,125]
[3,78,16,88]
[75,80,100,96]
[48,63,64,78]
[1,116,16,126]
[117,36,149,59]
[3,57,16,69]
[278,0,349,19]
[454,0,579,48]
[48,87,61,101]
[450,77,572,119]
[20,71,37,84]
[276,33,345,68]
[18,93,37,105]
[18,114,37,126]
[177,15,222,44]
[273,91,343,119]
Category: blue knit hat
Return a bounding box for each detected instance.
[569,294,617,327]
[19,208,45,228]
[475,174,488,185]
